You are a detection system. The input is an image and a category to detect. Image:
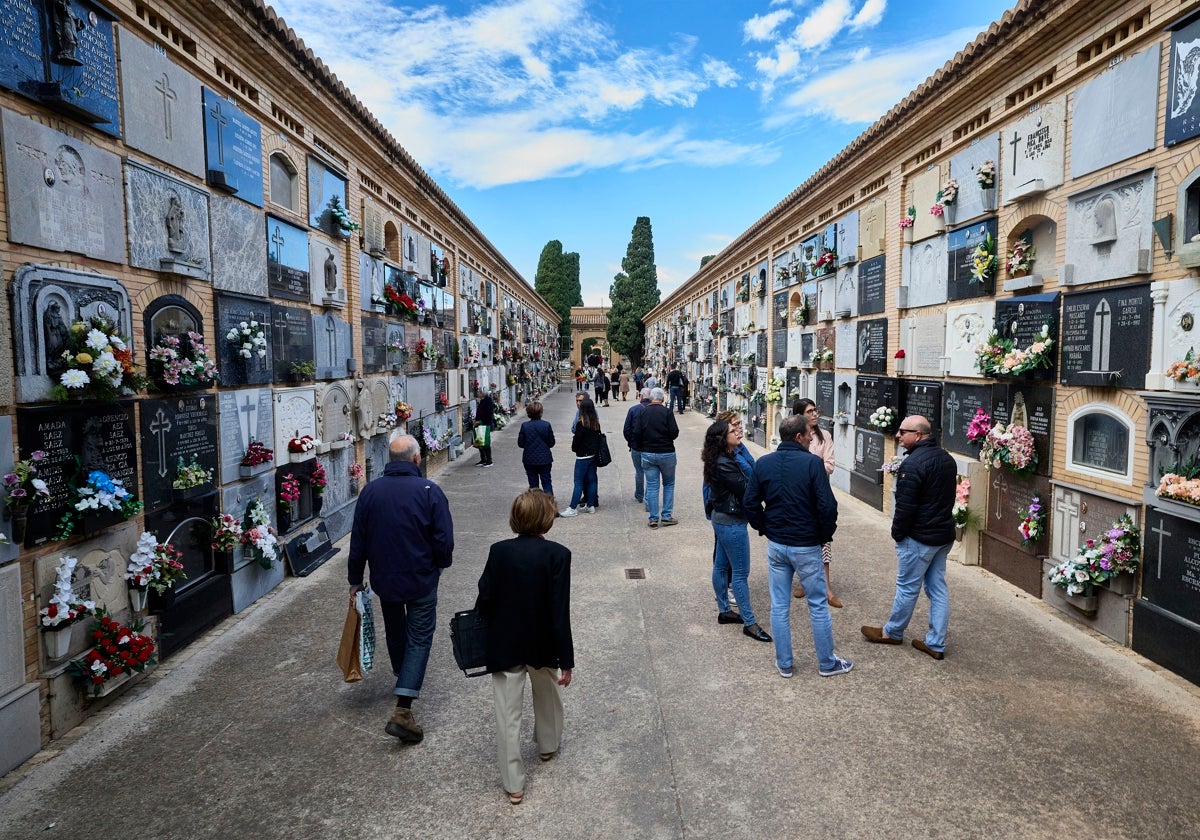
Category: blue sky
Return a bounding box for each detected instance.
[268,0,1016,306]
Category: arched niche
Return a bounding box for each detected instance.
[1067,403,1134,484]
[268,152,298,213]
[1004,213,1057,291]
[383,220,400,263]
[143,294,204,363]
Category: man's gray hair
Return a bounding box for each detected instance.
[388,431,420,462]
[779,413,810,441]
[640,387,651,399]
[649,387,666,403]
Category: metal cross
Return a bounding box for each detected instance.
[208,99,228,166]
[155,73,177,141]
[150,408,173,479]
[1009,130,1022,176]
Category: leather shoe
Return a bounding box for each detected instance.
[827,593,844,608]
[860,625,902,645]
[793,584,805,599]
[912,639,945,660]
[743,623,772,642]
[717,610,742,624]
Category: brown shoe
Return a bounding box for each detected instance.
[385,707,424,743]
[912,639,945,660]
[827,593,843,608]
[793,584,805,599]
[860,625,902,645]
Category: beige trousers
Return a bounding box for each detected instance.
[491,666,564,794]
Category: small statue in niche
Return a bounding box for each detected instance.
[166,194,185,254]
[43,300,71,374]
[324,249,337,292]
[49,0,84,66]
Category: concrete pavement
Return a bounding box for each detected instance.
[2,386,1200,839]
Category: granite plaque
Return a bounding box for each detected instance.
[1003,98,1065,202]
[271,304,316,383]
[266,215,310,302]
[218,387,274,484]
[815,372,835,418]
[855,376,899,428]
[307,156,349,238]
[949,134,1000,222]
[1,108,124,262]
[117,30,204,175]
[942,382,993,457]
[985,471,1050,555]
[903,235,949,310]
[361,315,388,374]
[313,313,351,380]
[216,293,272,386]
[1167,15,1200,147]
[855,318,887,374]
[1142,509,1200,624]
[1064,171,1154,286]
[1060,282,1150,388]
[772,324,788,366]
[210,194,267,296]
[852,428,885,484]
[903,314,947,379]
[948,218,997,301]
[981,532,1041,596]
[202,88,263,205]
[991,382,1054,476]
[902,382,942,436]
[858,256,886,316]
[993,293,1060,382]
[125,160,211,276]
[945,302,995,378]
[1071,45,1159,178]
[140,395,218,511]
[360,253,387,312]
[1132,599,1200,687]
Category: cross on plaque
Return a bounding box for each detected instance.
[1009,130,1022,175]
[1091,298,1111,371]
[208,99,229,166]
[992,474,1007,521]
[945,391,961,437]
[1150,516,1172,579]
[1053,492,1079,558]
[150,408,173,479]
[270,226,286,262]
[155,73,177,141]
[240,392,258,450]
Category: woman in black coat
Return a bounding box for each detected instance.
[475,490,574,805]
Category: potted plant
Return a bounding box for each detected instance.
[67,610,155,696]
[3,449,51,544]
[226,320,268,362]
[172,454,212,500]
[239,440,274,478]
[126,531,186,613]
[39,555,95,660]
[242,499,279,568]
[290,360,316,382]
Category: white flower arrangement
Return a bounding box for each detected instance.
[226,321,268,360]
[242,500,279,568]
[39,555,95,628]
[869,406,896,431]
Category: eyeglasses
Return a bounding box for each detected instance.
[897,428,923,435]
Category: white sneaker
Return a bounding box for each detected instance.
[583,506,596,514]
[559,507,579,517]
[778,665,794,679]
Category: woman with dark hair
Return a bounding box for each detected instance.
[476,490,574,806]
[791,399,841,607]
[701,418,770,642]
[560,397,601,517]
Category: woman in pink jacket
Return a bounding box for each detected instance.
[792,399,841,607]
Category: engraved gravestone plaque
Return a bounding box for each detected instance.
[992,382,1054,476]
[271,304,315,383]
[361,315,388,374]
[117,30,203,175]
[202,88,263,205]
[218,387,273,484]
[216,293,271,386]
[139,395,217,511]
[1059,282,1150,388]
[1167,15,1200,146]
[855,318,887,374]
[1071,45,1158,178]
[941,382,993,457]
[993,293,1060,383]
[858,255,886,316]
[266,215,310,302]
[902,381,942,436]
[947,218,997,301]
[815,372,835,418]
[855,376,899,428]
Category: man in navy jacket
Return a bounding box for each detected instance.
[348,432,454,743]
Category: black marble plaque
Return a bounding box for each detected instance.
[981,532,1041,596]
[855,318,887,373]
[216,292,272,386]
[855,376,899,428]
[1059,282,1150,388]
[947,218,997,301]
[16,402,137,546]
[984,471,1050,554]
[140,395,218,511]
[271,304,316,383]
[941,382,993,456]
[266,215,310,302]
[757,332,768,364]
[361,315,388,374]
[786,368,800,404]
[1167,13,1200,147]
[991,383,1053,476]
[1132,600,1200,687]
[202,88,264,206]
[858,255,886,316]
[902,381,942,436]
[852,428,885,484]
[815,372,835,417]
[992,292,1059,382]
[1141,508,1200,623]
[801,333,814,364]
[773,326,787,366]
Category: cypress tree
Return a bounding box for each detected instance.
[607,217,660,367]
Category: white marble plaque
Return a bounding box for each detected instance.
[316,382,354,446]
[1162,278,1200,369]
[861,200,886,259]
[117,30,204,176]
[903,314,947,378]
[1064,170,1154,286]
[835,322,857,369]
[834,264,858,317]
[836,210,860,266]
[125,160,211,276]
[1002,98,1065,202]
[911,167,944,242]
[903,236,949,309]
[0,563,23,696]
[949,133,1000,222]
[1071,45,1159,178]
[273,386,317,467]
[945,301,996,377]
[211,194,267,296]
[218,387,274,484]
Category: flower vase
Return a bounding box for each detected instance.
[312,494,324,516]
[350,478,360,496]
[1062,589,1098,617]
[981,187,996,211]
[240,462,272,479]
[278,510,292,534]
[10,508,27,545]
[255,547,273,570]
[422,359,433,371]
[943,204,956,226]
[128,585,148,613]
[954,525,965,542]
[895,359,905,376]
[44,625,72,660]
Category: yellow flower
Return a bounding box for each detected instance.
[75,352,93,364]
[70,323,87,334]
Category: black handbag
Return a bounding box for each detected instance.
[449,609,489,677]
[596,432,613,468]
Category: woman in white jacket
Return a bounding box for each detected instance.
[791,399,841,607]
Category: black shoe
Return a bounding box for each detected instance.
[743,624,772,642]
[717,610,741,624]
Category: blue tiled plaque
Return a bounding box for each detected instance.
[202,88,264,206]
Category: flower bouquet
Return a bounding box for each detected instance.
[1018,495,1045,544]
[929,202,945,218]
[791,305,807,325]
[4,450,50,539]
[869,406,897,432]
[813,249,837,274]
[814,347,834,364]
[966,408,992,444]
[975,323,1054,377]
[881,454,906,475]
[395,401,413,421]
[1048,515,1140,595]
[349,463,365,480]
[310,461,327,496]
[172,454,212,491]
[938,178,960,207]
[1156,455,1200,506]
[242,499,279,568]
[384,285,418,318]
[56,470,143,541]
[1165,348,1200,385]
[287,435,316,454]
[241,440,273,467]
[978,423,1038,478]
[52,313,144,401]
[126,531,186,594]
[68,610,155,696]
[765,377,785,404]
[210,513,244,553]
[377,412,398,431]
[952,478,971,527]
[226,321,268,360]
[969,233,996,284]
[976,160,996,190]
[40,555,94,629]
[148,331,218,389]
[898,206,916,229]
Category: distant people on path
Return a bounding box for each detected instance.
[574,368,585,392]
[634,387,679,528]
[744,414,851,679]
[624,387,651,509]
[347,432,454,743]
[593,367,610,407]
[791,399,841,608]
[517,401,555,501]
[644,370,659,390]
[560,397,601,517]
[619,367,630,401]
[474,389,495,467]
[702,417,770,643]
[666,364,685,414]
[475,490,574,806]
[860,414,956,661]
[633,367,646,391]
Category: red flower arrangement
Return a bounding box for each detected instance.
[438,392,449,407]
[894,349,906,359]
[68,609,156,696]
[279,474,301,515]
[287,435,315,454]
[310,461,327,495]
[384,285,418,317]
[241,440,273,466]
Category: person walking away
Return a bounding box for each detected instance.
[475,389,495,467]
[619,368,630,401]
[666,363,685,414]
[633,367,645,392]
[575,368,584,392]
[861,415,957,660]
[744,414,851,679]
[593,367,609,407]
[791,399,842,607]
[702,418,770,643]
[476,490,574,806]
[560,397,601,517]
[624,387,651,509]
[347,432,454,742]
[634,387,679,528]
[678,369,690,413]
[517,401,555,500]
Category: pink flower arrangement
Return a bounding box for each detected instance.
[1017,495,1044,544]
[953,479,970,526]
[210,513,244,552]
[348,463,365,480]
[279,474,301,514]
[966,408,992,444]
[978,423,1037,478]
[929,203,945,218]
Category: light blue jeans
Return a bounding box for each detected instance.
[883,537,951,652]
[641,451,677,522]
[568,456,597,509]
[767,541,835,672]
[712,520,756,626]
[630,448,644,503]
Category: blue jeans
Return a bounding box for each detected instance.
[630,448,644,502]
[568,457,597,509]
[712,520,756,626]
[883,537,951,652]
[669,385,683,412]
[379,588,438,698]
[767,541,835,672]
[641,451,676,522]
[524,463,553,499]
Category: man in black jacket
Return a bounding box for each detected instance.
[861,415,957,660]
[665,363,685,414]
[633,388,679,527]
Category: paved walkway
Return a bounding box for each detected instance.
[3,387,1200,839]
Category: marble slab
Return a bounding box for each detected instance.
[1071,45,1158,178]
[949,133,1000,223]
[202,88,264,205]
[272,386,316,468]
[1002,98,1065,202]
[944,301,995,378]
[125,160,211,277]
[903,235,949,310]
[902,313,946,379]
[117,29,204,175]
[211,194,267,295]
[217,387,274,484]
[910,167,943,242]
[1064,170,1154,286]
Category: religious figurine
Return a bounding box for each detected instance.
[43,300,70,374]
[324,249,337,292]
[49,0,85,66]
[166,194,185,254]
[1011,392,1029,429]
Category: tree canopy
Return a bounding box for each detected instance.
[607,216,660,367]
[534,240,582,344]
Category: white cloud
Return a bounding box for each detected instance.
[850,0,887,30]
[795,0,852,49]
[744,9,794,42]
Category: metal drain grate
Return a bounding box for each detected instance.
[624,568,646,580]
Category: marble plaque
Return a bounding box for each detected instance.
[902,314,946,378]
[125,160,211,276]
[271,305,315,383]
[273,387,317,468]
[307,156,349,238]
[984,471,1051,555]
[910,167,943,242]
[991,382,1054,476]
[1071,45,1159,178]
[313,313,352,380]
[0,562,23,695]
[12,264,132,403]
[0,1,46,98]
[941,382,993,457]
[360,315,387,374]
[220,475,282,601]
[0,417,15,562]
[855,376,899,428]
[857,256,885,316]
[902,382,942,436]
[117,30,203,175]
[364,378,393,437]
[362,196,385,257]
[855,318,887,374]
[1167,16,1200,146]
[266,215,310,302]
[1002,98,1065,202]
[1132,600,1200,687]
[360,253,387,312]
[1141,509,1200,624]
[139,395,218,511]
[211,194,267,296]
[835,322,857,369]
[218,387,274,484]
[949,134,1000,222]
[772,324,787,366]
[202,88,263,205]
[1064,171,1154,286]
[309,237,345,308]
[1050,486,1135,567]
[1,108,124,262]
[948,218,997,301]
[815,372,835,417]
[945,301,995,378]
[216,293,272,386]
[861,200,886,260]
[1060,282,1150,388]
[993,293,1060,383]
[852,428,885,484]
[836,211,859,267]
[980,532,1041,596]
[365,433,388,482]
[903,235,949,310]
[834,264,858,317]
[316,381,354,449]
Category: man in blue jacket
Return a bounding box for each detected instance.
[744,414,852,679]
[348,432,454,743]
[623,387,651,507]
